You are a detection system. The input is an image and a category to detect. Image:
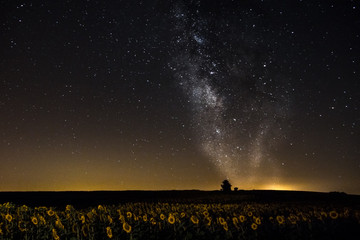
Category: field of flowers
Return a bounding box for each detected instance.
[0,201,359,239]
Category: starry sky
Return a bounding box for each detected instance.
[1,0,359,194]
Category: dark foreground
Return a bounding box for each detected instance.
[0,190,360,239]
[0,190,359,208]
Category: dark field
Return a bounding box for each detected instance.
[1,190,359,207]
[1,190,360,239]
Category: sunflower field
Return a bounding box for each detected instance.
[0,201,359,239]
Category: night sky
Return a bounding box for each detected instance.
[1,0,359,194]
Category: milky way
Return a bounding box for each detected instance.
[1,0,359,192]
[170,1,291,185]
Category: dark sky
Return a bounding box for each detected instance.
[1,0,359,193]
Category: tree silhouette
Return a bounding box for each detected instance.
[221,179,232,192]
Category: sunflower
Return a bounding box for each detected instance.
[52,229,60,240]
[251,223,258,230]
[143,215,148,222]
[203,211,209,217]
[168,214,175,224]
[206,217,212,226]
[247,211,253,217]
[65,205,73,212]
[91,209,97,216]
[223,222,229,231]
[98,205,104,211]
[190,215,199,225]
[56,219,64,229]
[239,215,246,223]
[87,212,94,220]
[106,226,113,238]
[127,212,132,218]
[119,215,125,223]
[5,214,12,222]
[18,221,27,232]
[160,214,165,220]
[255,217,261,225]
[37,206,47,211]
[219,217,226,225]
[107,215,113,224]
[123,222,132,233]
[80,215,86,224]
[288,214,298,224]
[276,215,285,224]
[21,205,29,212]
[329,211,339,219]
[31,216,38,225]
[47,209,55,216]
[150,218,156,225]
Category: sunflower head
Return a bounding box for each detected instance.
[219,217,226,225]
[190,215,199,225]
[65,205,73,212]
[52,229,60,240]
[276,215,285,224]
[251,223,258,230]
[31,216,38,225]
[123,222,132,233]
[106,226,113,238]
[47,209,55,216]
[5,214,12,222]
[168,214,175,224]
[223,222,228,231]
[329,210,339,219]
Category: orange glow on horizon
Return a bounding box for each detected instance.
[258,184,297,191]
